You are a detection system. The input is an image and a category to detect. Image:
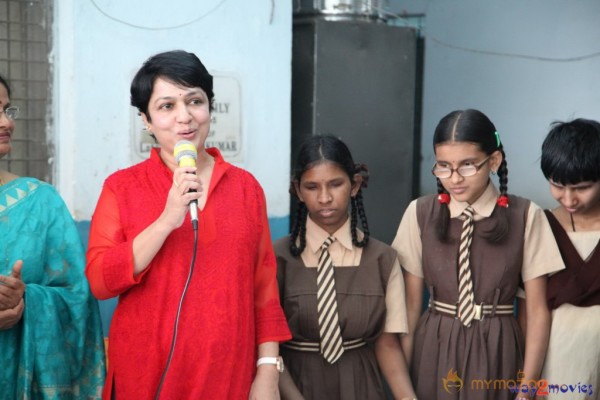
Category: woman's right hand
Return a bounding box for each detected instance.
[0,260,25,310]
[161,166,204,230]
[131,166,205,276]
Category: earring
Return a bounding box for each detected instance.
[491,170,497,175]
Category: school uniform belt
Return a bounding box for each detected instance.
[282,338,366,352]
[430,300,514,320]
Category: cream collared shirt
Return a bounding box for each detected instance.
[392,182,565,282]
[302,216,408,333]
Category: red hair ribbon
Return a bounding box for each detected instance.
[438,193,450,204]
[497,195,509,208]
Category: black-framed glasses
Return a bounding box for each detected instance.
[431,156,491,179]
[0,106,19,121]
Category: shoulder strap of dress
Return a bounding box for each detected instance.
[415,195,436,232]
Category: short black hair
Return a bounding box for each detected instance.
[541,118,600,184]
[130,50,214,121]
[0,74,11,96]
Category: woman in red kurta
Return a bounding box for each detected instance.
[86,50,290,399]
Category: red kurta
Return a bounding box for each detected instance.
[86,148,291,399]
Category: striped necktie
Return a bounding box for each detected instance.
[457,206,476,327]
[316,236,344,363]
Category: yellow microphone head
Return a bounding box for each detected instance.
[174,140,197,167]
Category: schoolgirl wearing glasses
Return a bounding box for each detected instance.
[392,109,564,399]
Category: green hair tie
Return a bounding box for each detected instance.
[494,131,501,147]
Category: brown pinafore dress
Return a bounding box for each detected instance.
[275,237,397,400]
[412,194,528,400]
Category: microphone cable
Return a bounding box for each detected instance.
[154,223,199,400]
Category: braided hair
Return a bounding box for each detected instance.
[433,109,509,243]
[289,135,370,256]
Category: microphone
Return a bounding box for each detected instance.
[173,140,199,229]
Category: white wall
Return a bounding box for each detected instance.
[53,0,292,220]
[388,0,600,209]
[52,0,600,221]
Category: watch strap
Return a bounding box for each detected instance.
[256,356,284,372]
[256,357,278,366]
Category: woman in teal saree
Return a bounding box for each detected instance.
[0,74,105,399]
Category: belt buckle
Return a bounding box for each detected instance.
[474,303,485,321]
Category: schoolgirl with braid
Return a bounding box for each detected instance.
[274,134,416,400]
[392,109,565,400]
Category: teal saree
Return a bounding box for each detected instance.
[0,178,105,399]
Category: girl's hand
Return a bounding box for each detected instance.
[161,166,203,229]
[0,260,25,310]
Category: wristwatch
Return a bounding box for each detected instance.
[256,356,284,373]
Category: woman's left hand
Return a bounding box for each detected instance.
[0,260,25,310]
[249,366,280,400]
[0,298,24,330]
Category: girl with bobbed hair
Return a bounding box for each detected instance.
[521,118,600,398]
[393,109,564,399]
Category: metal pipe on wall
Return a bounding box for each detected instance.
[294,0,386,21]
